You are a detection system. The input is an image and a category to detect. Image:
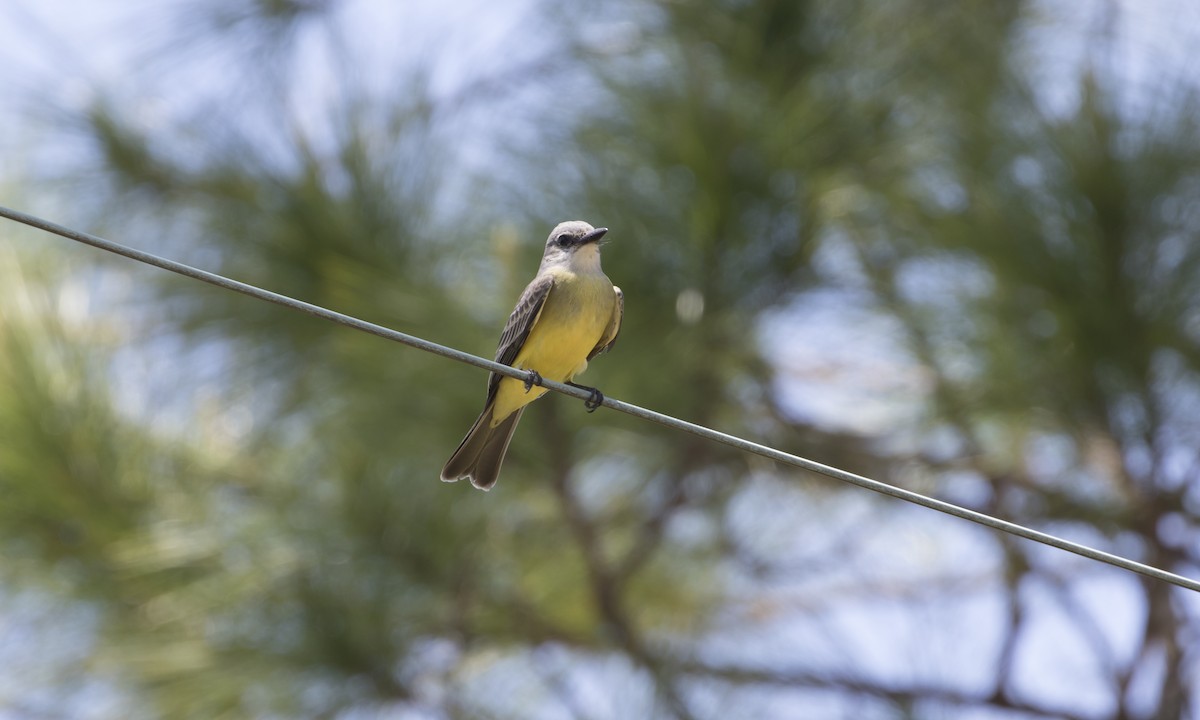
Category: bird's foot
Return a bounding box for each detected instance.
[568,382,604,412]
[523,369,543,393]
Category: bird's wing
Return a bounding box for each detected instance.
[487,273,555,403]
[588,285,624,361]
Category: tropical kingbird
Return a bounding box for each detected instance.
[441,221,623,490]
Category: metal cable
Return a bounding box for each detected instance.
[3,204,1197,593]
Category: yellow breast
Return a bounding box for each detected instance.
[490,269,615,425]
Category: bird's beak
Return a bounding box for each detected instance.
[581,227,609,245]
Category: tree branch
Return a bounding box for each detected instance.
[538,398,699,720]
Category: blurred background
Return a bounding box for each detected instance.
[2,0,1200,718]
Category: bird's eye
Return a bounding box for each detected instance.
[555,233,572,246]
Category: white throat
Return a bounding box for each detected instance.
[566,243,603,274]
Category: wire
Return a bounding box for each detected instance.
[3,203,1198,594]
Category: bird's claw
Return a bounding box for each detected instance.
[584,388,604,412]
[523,369,543,393]
[567,382,604,412]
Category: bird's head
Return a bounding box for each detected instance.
[541,220,609,270]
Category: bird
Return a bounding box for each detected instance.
[441,220,623,490]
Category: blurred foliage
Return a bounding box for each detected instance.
[3,0,1200,718]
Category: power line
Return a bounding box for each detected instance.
[3,203,1198,594]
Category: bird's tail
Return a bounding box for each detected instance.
[440,406,525,491]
